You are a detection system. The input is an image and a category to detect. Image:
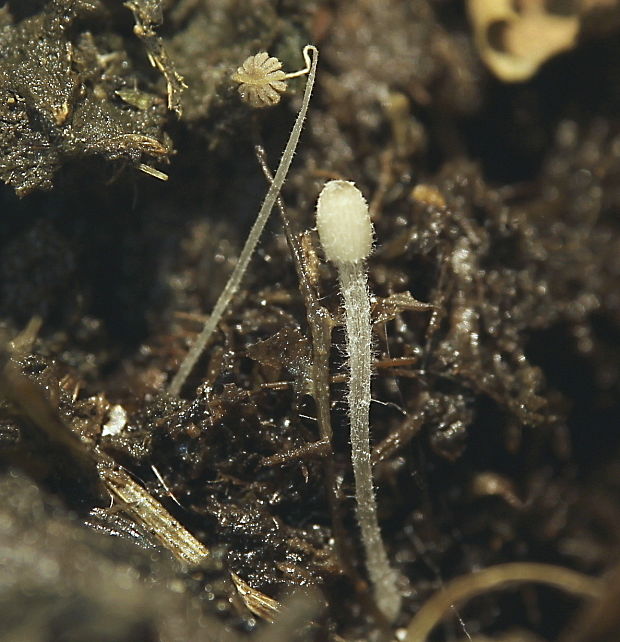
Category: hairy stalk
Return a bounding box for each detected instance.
[316,180,401,621]
[254,146,378,616]
[339,262,401,622]
[168,45,318,397]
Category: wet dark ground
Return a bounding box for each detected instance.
[1,1,620,640]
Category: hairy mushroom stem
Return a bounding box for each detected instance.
[316,180,401,621]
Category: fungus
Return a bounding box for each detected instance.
[169,45,318,397]
[232,46,314,108]
[316,180,401,621]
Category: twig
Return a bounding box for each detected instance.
[405,562,603,641]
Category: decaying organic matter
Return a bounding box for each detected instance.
[0,1,172,195]
[2,0,620,640]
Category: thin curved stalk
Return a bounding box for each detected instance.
[405,562,603,641]
[168,45,319,397]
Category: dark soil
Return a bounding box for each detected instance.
[1,1,620,640]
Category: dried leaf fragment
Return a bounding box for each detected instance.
[246,326,311,384]
[372,291,434,325]
[99,464,210,567]
[230,572,281,622]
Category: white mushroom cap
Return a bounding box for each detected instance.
[316,180,373,264]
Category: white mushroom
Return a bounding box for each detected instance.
[316,180,401,622]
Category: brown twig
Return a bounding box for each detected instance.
[405,562,603,641]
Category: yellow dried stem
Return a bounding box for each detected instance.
[405,562,603,641]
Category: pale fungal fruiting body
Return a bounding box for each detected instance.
[231,52,288,108]
[232,45,315,108]
[316,181,373,265]
[169,45,318,397]
[316,180,401,621]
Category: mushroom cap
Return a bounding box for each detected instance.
[231,52,288,108]
[316,180,374,264]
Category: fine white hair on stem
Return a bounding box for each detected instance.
[316,180,402,621]
[168,45,318,398]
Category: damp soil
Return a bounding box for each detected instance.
[1,1,620,640]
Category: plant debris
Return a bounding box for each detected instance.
[1,0,620,640]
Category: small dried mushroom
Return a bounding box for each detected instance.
[168,46,318,396]
[232,46,314,108]
[232,52,287,108]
